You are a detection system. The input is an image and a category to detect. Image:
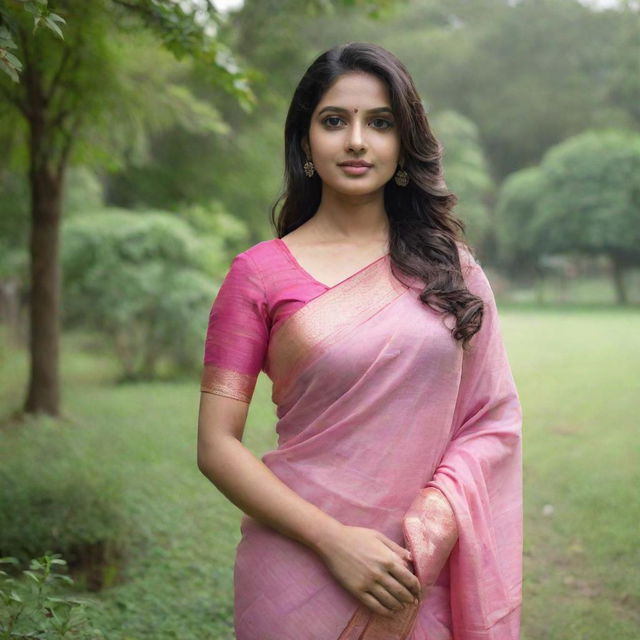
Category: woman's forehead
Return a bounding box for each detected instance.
[316,73,392,113]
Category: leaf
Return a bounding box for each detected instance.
[3,51,23,71]
[0,62,20,83]
[47,12,67,25]
[44,15,64,39]
[0,26,18,49]
[46,595,71,603]
[0,557,20,566]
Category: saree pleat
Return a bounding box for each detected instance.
[201,240,522,640]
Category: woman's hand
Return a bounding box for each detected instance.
[314,524,422,618]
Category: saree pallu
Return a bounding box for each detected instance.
[202,243,523,640]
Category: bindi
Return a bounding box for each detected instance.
[354,108,358,113]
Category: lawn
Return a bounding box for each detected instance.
[1,306,638,639]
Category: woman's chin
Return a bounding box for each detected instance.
[323,177,388,197]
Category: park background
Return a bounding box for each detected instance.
[0,0,638,638]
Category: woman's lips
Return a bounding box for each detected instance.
[339,165,372,175]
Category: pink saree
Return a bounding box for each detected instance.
[201,238,523,640]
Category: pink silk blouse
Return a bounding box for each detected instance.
[201,237,350,403]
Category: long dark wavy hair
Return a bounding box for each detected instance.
[270,42,484,349]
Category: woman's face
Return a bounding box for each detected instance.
[303,72,402,197]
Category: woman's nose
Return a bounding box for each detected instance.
[346,121,367,152]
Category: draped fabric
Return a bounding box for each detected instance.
[201,238,523,640]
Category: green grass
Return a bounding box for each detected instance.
[0,307,638,639]
[508,308,640,639]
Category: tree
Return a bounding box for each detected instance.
[0,0,430,417]
[429,110,494,253]
[0,0,254,416]
[61,209,220,380]
[494,165,548,276]
[535,129,640,303]
[384,0,640,182]
[496,129,640,303]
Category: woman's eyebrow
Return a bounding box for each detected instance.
[317,106,394,116]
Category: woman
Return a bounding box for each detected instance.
[197,42,522,640]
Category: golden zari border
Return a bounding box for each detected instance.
[267,256,410,405]
[200,363,257,403]
[338,488,458,639]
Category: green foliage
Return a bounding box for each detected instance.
[536,128,640,258]
[383,0,639,181]
[0,553,103,639]
[111,0,255,109]
[0,1,66,82]
[61,209,219,380]
[0,418,136,588]
[0,170,29,251]
[0,239,27,284]
[430,109,494,247]
[178,200,251,257]
[0,169,29,283]
[496,128,640,270]
[64,168,105,217]
[494,165,547,272]
[0,0,253,109]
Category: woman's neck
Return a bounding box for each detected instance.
[309,190,390,245]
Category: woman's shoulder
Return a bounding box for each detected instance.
[236,238,280,267]
[223,238,281,279]
[229,238,295,300]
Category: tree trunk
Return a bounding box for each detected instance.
[23,164,64,416]
[610,254,628,305]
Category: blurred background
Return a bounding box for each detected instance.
[0,0,638,638]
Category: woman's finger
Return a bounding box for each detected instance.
[377,533,413,560]
[366,582,405,613]
[384,561,422,601]
[376,567,416,605]
[360,591,396,618]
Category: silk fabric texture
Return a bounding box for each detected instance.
[201,238,523,639]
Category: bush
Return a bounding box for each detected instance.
[0,552,104,638]
[0,418,139,591]
[61,209,217,380]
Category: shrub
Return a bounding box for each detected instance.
[0,552,104,638]
[61,209,217,380]
[0,418,139,591]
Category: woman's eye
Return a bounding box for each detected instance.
[371,118,394,129]
[321,116,394,129]
[323,116,343,127]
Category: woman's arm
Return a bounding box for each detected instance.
[197,391,421,617]
[197,390,343,551]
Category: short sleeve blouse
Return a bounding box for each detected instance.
[200,252,270,404]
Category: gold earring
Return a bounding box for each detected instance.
[394,164,409,187]
[303,158,315,178]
